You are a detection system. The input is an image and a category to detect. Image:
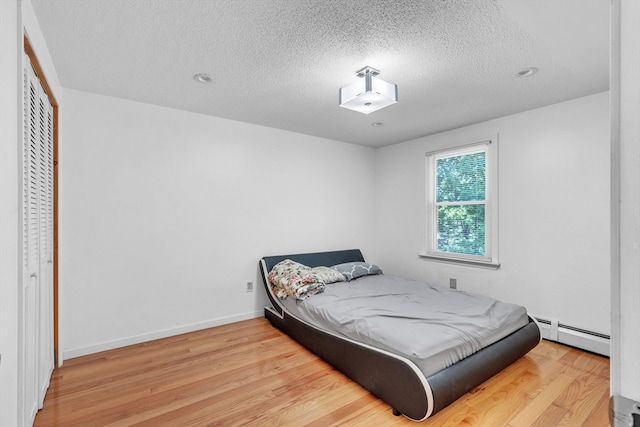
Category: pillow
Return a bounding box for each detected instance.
[331,262,383,281]
[310,266,346,284]
[268,259,325,300]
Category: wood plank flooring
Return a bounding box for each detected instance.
[34,318,610,426]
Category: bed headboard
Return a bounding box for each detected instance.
[261,249,365,272]
[259,249,366,315]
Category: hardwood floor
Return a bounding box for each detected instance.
[35,318,610,426]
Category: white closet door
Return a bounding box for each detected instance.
[23,53,40,426]
[22,52,54,426]
[37,72,54,406]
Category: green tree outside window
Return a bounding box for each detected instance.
[436,152,486,256]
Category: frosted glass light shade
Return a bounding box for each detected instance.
[339,70,398,114]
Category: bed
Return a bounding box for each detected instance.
[259,249,540,421]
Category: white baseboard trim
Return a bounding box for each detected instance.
[63,310,263,360]
[63,312,611,361]
[534,316,610,357]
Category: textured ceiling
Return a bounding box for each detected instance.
[30,0,609,148]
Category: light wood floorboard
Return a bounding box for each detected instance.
[35,318,610,426]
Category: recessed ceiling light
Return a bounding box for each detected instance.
[516,67,538,78]
[193,74,213,83]
[371,122,384,127]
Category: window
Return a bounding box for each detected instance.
[423,138,499,268]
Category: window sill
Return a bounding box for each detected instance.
[418,253,501,270]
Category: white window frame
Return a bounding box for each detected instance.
[421,136,500,268]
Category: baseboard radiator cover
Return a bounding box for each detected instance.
[610,395,640,427]
[534,317,610,356]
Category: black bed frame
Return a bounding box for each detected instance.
[259,249,541,421]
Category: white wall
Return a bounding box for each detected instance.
[0,1,22,425]
[375,92,610,336]
[59,89,377,358]
[59,89,612,361]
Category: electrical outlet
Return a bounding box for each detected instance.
[246,281,253,292]
[449,278,457,289]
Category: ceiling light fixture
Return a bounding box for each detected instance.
[193,73,213,83]
[339,66,397,114]
[516,67,538,78]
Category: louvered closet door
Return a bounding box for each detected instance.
[37,68,54,406]
[22,53,54,426]
[23,54,39,425]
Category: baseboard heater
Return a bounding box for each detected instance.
[610,395,640,427]
[534,317,610,357]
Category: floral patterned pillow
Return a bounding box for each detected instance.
[268,259,326,300]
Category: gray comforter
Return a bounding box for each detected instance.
[282,274,529,378]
